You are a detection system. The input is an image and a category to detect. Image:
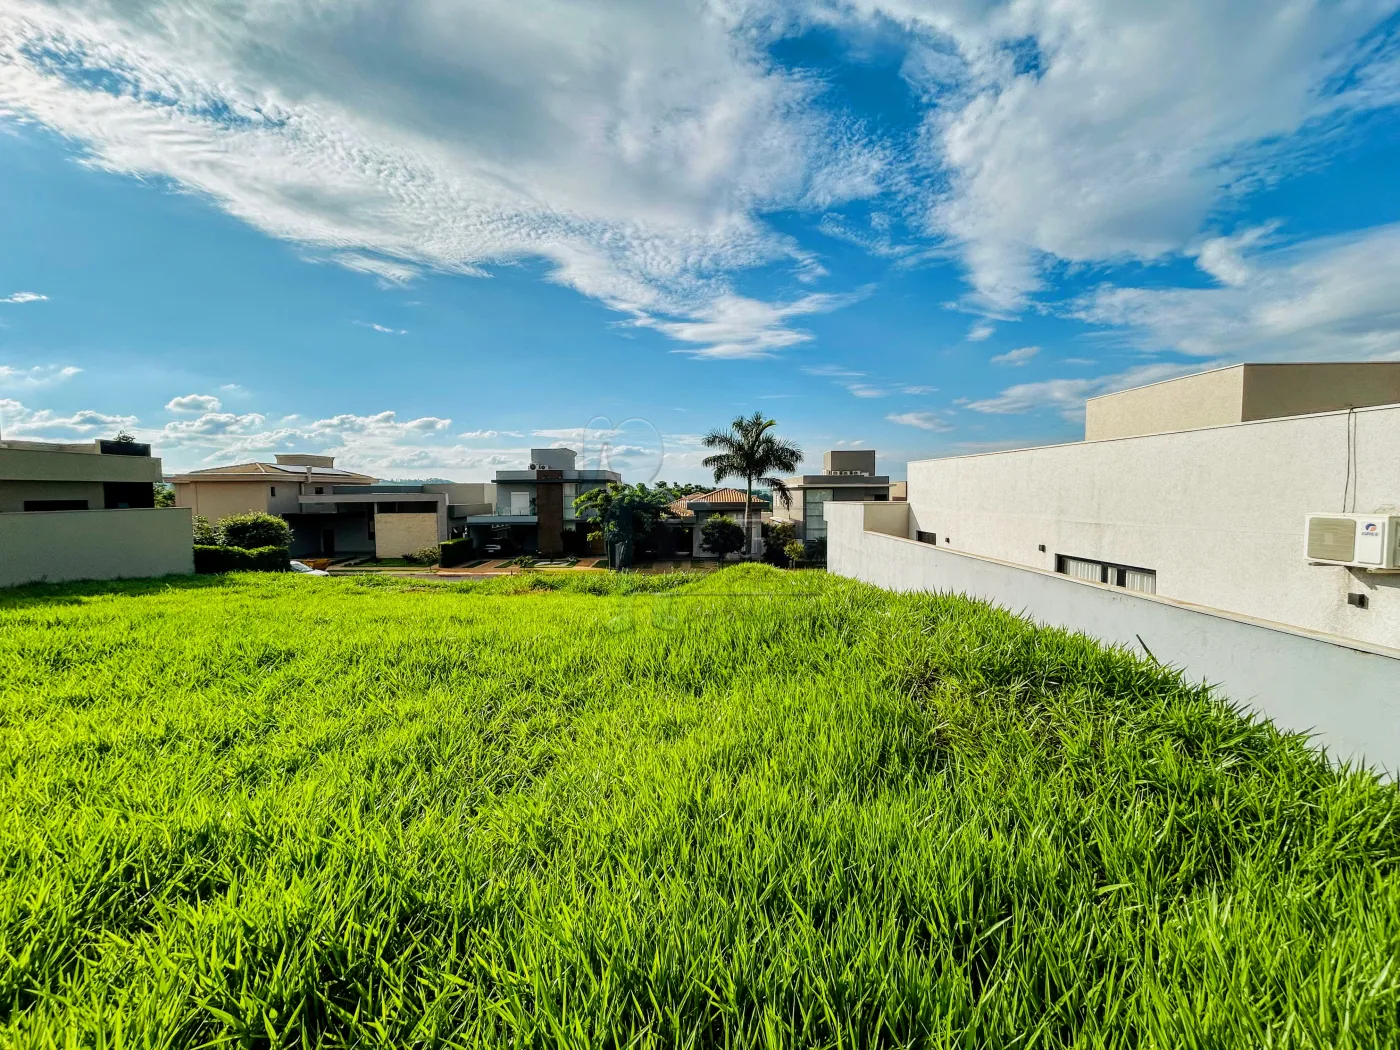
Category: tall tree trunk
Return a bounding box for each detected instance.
[744,476,753,560]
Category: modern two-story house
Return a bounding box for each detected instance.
[464,448,620,556]
[770,450,893,544]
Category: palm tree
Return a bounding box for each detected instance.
[701,413,803,559]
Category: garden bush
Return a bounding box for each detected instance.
[193,544,292,574]
[439,537,474,567]
[218,512,292,550]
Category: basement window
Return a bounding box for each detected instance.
[1057,555,1157,594]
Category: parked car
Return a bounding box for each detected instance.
[289,560,330,576]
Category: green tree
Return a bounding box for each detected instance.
[574,483,673,568]
[783,539,806,566]
[700,514,746,564]
[762,519,796,565]
[701,413,802,559]
[153,483,176,508]
[219,512,292,550]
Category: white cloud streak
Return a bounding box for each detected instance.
[0,291,47,303]
[886,410,952,431]
[990,345,1039,367]
[0,364,80,388]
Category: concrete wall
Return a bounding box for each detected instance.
[0,507,194,588]
[0,480,105,512]
[1242,363,1400,423]
[375,513,440,558]
[906,403,1400,649]
[0,445,162,484]
[1086,366,1245,440]
[827,502,1400,774]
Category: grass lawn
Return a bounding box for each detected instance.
[1,566,1398,1047]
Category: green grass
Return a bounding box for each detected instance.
[1,565,1397,1047]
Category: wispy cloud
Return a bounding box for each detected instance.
[0,292,46,304]
[0,2,878,358]
[967,322,995,342]
[990,346,1040,367]
[887,411,953,432]
[0,364,80,389]
[355,322,408,335]
[640,292,864,360]
[801,364,865,378]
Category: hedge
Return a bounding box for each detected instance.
[439,537,475,568]
[194,545,292,574]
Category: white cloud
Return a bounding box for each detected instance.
[830,0,1400,310]
[966,362,1216,420]
[163,411,267,437]
[0,291,46,304]
[0,1,878,358]
[639,291,861,359]
[802,364,865,378]
[845,383,888,398]
[967,322,995,342]
[1074,222,1400,361]
[886,411,953,431]
[0,364,80,388]
[165,393,222,413]
[901,384,937,394]
[310,411,451,437]
[357,322,407,335]
[990,345,1039,367]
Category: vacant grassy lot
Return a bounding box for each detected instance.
[1,566,1397,1047]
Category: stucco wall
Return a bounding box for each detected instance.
[375,513,440,557]
[906,403,1400,649]
[0,480,106,512]
[0,446,162,484]
[1242,363,1400,422]
[826,502,1400,774]
[0,507,194,588]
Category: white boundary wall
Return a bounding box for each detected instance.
[827,502,1400,775]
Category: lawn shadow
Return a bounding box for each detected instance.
[0,573,239,608]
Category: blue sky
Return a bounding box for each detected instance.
[2,1,1399,482]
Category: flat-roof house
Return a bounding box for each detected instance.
[771,450,892,542]
[171,454,494,558]
[465,448,619,556]
[1,438,193,587]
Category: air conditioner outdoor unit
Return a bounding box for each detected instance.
[1304,513,1400,569]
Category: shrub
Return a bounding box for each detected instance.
[438,538,474,567]
[762,520,796,565]
[700,514,746,563]
[402,545,441,566]
[192,515,220,545]
[193,545,291,574]
[218,512,292,550]
[783,540,806,566]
